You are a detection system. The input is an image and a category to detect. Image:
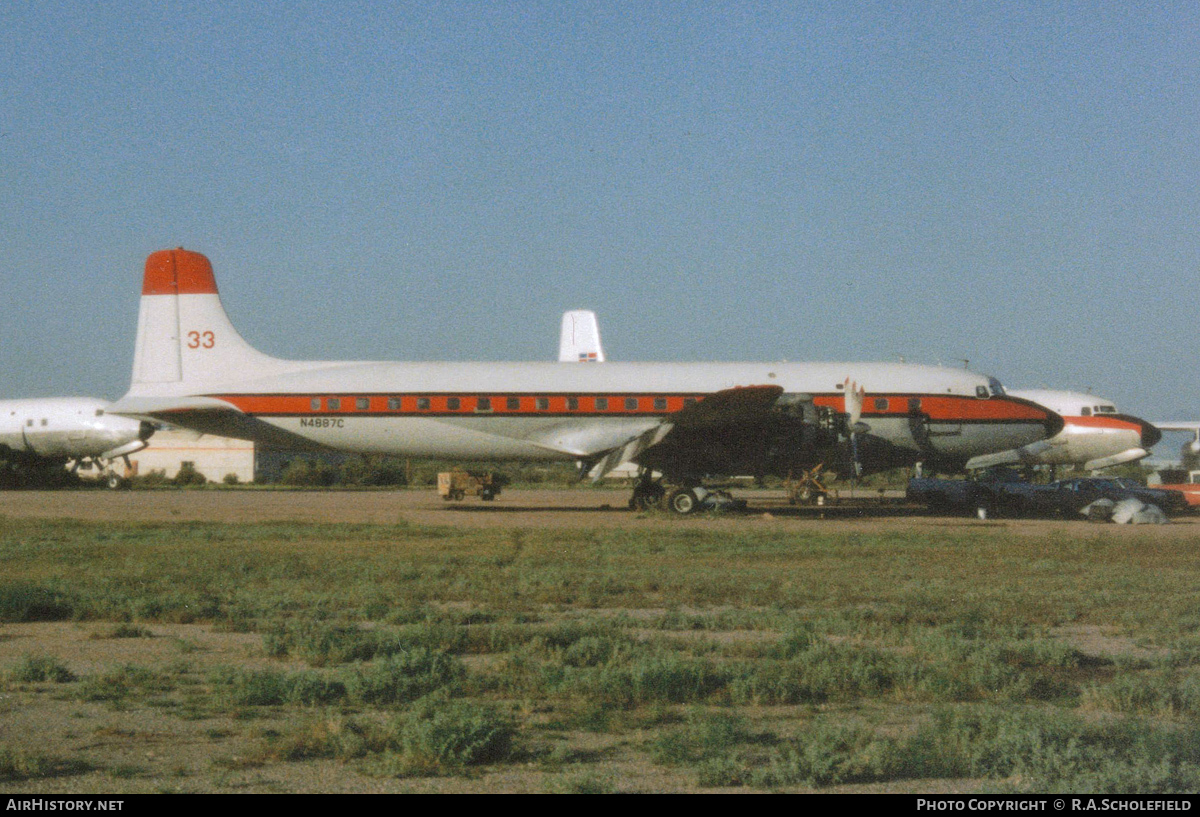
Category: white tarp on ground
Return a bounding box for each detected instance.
[1081,497,1168,524]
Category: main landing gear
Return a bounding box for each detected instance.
[628,471,742,515]
[68,457,132,490]
[628,471,666,511]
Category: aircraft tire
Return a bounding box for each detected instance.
[666,487,700,515]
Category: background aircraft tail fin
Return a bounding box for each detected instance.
[558,309,606,362]
[130,248,285,392]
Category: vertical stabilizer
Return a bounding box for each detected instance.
[130,249,285,394]
[558,309,606,363]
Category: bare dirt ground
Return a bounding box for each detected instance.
[1,485,1196,536]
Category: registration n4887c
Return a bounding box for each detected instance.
[301,418,344,428]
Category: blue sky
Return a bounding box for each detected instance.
[1,2,1197,448]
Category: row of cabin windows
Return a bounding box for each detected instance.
[9,410,105,423]
[304,396,928,414]
[12,409,106,427]
[21,417,104,426]
[872,398,923,412]
[309,396,694,413]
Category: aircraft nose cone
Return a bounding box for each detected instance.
[1104,415,1160,448]
[1126,416,1162,448]
[1044,409,1065,439]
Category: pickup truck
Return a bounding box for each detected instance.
[907,471,1188,520]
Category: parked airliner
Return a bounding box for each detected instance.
[559,313,1159,481]
[111,249,1061,512]
[0,397,154,488]
[964,389,1160,474]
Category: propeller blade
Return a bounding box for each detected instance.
[843,378,864,427]
[843,378,868,477]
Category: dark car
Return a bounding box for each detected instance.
[1003,477,1189,518]
[908,472,1189,519]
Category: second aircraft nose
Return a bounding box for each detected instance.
[1123,416,1162,449]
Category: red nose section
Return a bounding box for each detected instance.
[142,248,218,296]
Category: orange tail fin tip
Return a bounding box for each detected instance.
[142,248,218,296]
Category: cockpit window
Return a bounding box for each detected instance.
[1081,407,1091,417]
[976,386,989,399]
[987,377,1006,396]
[1098,405,1116,414]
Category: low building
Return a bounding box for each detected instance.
[129,428,255,484]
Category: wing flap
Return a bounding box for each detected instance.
[587,423,673,481]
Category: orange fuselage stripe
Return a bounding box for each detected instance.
[211,392,1051,422]
[1061,415,1144,433]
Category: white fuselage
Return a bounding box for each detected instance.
[111,248,1063,478]
[122,357,1056,468]
[966,389,1154,471]
[0,397,149,462]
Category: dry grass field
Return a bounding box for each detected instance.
[2,487,1198,794]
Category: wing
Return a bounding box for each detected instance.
[1154,422,1200,433]
[587,384,787,480]
[669,384,786,429]
[1154,421,1200,456]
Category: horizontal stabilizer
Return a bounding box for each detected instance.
[110,394,246,420]
[110,395,328,451]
